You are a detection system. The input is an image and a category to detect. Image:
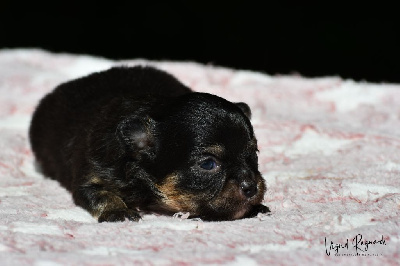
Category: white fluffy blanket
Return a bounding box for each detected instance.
[0,49,399,265]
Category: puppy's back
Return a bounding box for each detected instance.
[50,66,191,108]
[29,66,191,186]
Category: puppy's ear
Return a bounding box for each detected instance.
[117,116,156,155]
[235,102,252,119]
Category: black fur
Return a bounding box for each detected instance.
[29,66,269,222]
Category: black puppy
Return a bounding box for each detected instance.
[29,66,268,222]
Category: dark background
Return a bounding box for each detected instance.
[2,1,399,83]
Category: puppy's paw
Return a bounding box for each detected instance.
[98,209,141,223]
[246,204,271,218]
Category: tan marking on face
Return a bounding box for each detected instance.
[204,144,225,158]
[206,179,244,219]
[88,175,104,185]
[155,174,199,214]
[208,173,266,220]
[233,207,250,220]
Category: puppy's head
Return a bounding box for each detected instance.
[119,93,266,221]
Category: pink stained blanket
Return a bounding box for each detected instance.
[0,49,399,265]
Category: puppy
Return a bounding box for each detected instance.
[29,66,269,222]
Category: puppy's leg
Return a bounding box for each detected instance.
[73,176,141,223]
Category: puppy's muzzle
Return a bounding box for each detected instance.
[237,169,258,198]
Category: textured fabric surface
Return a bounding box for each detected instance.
[0,49,399,265]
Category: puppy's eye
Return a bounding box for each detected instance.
[199,159,218,171]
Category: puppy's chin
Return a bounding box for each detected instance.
[232,208,251,220]
[202,197,260,221]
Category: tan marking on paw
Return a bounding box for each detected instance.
[91,191,128,219]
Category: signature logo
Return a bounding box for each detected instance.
[325,234,387,256]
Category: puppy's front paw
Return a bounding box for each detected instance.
[246,204,271,218]
[98,209,141,223]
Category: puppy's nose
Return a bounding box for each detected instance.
[240,181,257,198]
